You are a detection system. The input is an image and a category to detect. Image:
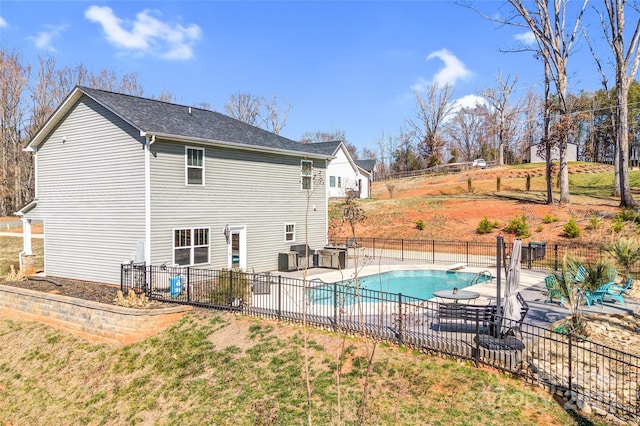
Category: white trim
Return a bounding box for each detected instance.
[284,223,296,243]
[227,225,247,270]
[144,135,154,263]
[185,146,205,186]
[172,227,211,266]
[301,159,313,191]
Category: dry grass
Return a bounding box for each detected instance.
[0,311,595,425]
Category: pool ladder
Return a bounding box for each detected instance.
[471,270,493,285]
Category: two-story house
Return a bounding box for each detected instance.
[309,141,371,199]
[17,87,332,285]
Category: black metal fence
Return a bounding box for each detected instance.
[122,263,639,422]
[327,237,635,275]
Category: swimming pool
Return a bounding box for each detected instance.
[308,269,492,305]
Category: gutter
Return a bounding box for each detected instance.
[144,133,155,264]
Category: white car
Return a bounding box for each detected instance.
[472,158,487,168]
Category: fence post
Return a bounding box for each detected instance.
[432,240,435,264]
[554,244,559,271]
[186,267,191,302]
[568,331,573,394]
[277,275,282,321]
[474,310,480,367]
[372,238,376,259]
[333,282,338,332]
[466,241,469,265]
[147,264,152,297]
[401,239,404,262]
[120,264,125,293]
[229,269,234,306]
[397,293,403,345]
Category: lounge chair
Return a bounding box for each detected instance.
[574,265,587,283]
[611,277,633,295]
[544,275,564,305]
[584,282,625,307]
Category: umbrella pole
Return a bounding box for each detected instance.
[495,236,503,337]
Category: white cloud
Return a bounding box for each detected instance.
[28,25,67,52]
[426,48,472,87]
[452,94,486,111]
[0,16,7,28]
[515,31,536,45]
[84,5,201,60]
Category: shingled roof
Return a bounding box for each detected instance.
[27,86,332,159]
[355,159,377,173]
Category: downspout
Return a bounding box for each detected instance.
[144,134,156,264]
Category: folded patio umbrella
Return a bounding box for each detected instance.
[501,239,522,335]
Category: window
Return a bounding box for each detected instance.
[186,147,204,185]
[337,177,342,188]
[301,160,313,190]
[329,176,336,188]
[284,223,295,242]
[174,228,209,265]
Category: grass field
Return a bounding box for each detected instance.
[0,311,601,426]
[0,236,43,276]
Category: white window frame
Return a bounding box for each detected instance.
[284,223,296,242]
[329,176,336,188]
[185,146,205,186]
[301,160,313,191]
[337,176,342,188]
[173,227,210,266]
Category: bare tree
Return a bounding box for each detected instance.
[224,91,263,126]
[480,72,522,165]
[445,105,489,161]
[299,129,359,159]
[153,90,176,103]
[600,0,640,208]
[260,93,292,135]
[408,83,456,167]
[0,49,30,216]
[507,0,588,204]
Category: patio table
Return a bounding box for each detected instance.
[433,289,480,304]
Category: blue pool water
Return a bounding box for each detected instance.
[308,269,492,305]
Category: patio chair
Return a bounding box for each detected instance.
[611,277,633,295]
[544,275,564,305]
[584,282,625,307]
[574,265,587,283]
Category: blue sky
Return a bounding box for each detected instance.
[0,1,615,155]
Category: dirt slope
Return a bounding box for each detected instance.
[330,163,631,246]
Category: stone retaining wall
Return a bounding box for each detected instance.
[0,285,191,345]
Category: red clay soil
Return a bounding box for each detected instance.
[330,163,631,247]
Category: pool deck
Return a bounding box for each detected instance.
[274,261,639,330]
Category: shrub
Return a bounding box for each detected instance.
[477,217,498,234]
[535,224,544,232]
[386,183,397,199]
[542,213,559,224]
[415,220,425,231]
[503,214,530,238]
[586,215,601,230]
[562,218,581,238]
[616,209,640,223]
[611,217,626,233]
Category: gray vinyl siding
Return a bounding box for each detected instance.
[28,96,146,284]
[149,140,327,271]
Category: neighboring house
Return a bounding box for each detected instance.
[16,87,332,285]
[309,141,371,199]
[526,143,578,163]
